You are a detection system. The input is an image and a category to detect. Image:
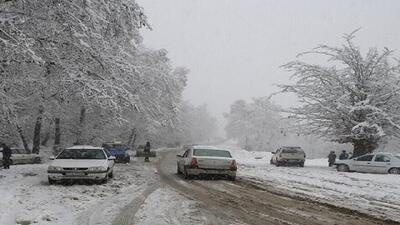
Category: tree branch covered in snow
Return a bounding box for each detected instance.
[279,31,400,156]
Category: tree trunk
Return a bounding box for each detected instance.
[352,139,377,158]
[54,118,61,145]
[128,128,137,148]
[16,124,30,153]
[41,132,50,146]
[75,106,86,145]
[32,106,44,154]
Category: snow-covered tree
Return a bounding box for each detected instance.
[279,31,400,157]
[224,98,281,151]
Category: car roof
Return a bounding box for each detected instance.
[65,145,103,150]
[192,145,228,151]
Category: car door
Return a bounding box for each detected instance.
[370,154,391,173]
[352,154,374,173]
[178,149,189,171]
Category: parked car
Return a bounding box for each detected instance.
[334,152,400,174]
[270,146,306,167]
[0,147,41,166]
[176,145,237,181]
[102,142,130,163]
[47,145,115,184]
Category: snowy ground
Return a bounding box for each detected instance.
[0,152,213,225]
[228,149,400,222]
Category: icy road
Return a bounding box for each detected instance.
[0,149,399,225]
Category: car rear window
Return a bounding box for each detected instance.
[57,149,106,159]
[282,149,303,153]
[193,149,232,158]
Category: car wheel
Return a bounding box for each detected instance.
[108,170,114,178]
[389,168,400,174]
[48,177,56,185]
[228,176,236,181]
[337,164,349,172]
[276,161,281,167]
[177,164,182,175]
[34,157,41,164]
[270,159,273,165]
[299,162,304,167]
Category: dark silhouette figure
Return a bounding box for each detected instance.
[328,151,337,167]
[144,141,151,162]
[339,150,349,160]
[2,143,12,169]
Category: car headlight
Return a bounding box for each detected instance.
[48,166,63,171]
[88,166,106,171]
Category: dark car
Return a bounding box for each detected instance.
[102,142,130,163]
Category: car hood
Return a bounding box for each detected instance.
[49,159,107,168]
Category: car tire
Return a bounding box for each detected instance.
[337,164,349,172]
[276,161,281,167]
[389,168,400,174]
[228,176,236,181]
[299,162,304,167]
[177,164,182,175]
[34,157,41,164]
[270,159,273,165]
[48,177,56,185]
[108,170,114,178]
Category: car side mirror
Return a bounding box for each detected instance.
[108,156,116,160]
[49,156,55,160]
[271,152,275,154]
[176,154,182,158]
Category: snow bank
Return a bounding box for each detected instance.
[228,148,400,222]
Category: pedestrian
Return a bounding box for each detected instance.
[144,141,150,162]
[2,143,12,169]
[328,151,336,167]
[339,150,349,160]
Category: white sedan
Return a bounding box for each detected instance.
[47,145,115,184]
[334,152,400,174]
[177,145,237,181]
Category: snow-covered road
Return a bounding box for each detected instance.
[1,148,399,225]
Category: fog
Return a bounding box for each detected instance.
[138,0,400,135]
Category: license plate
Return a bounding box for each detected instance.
[66,172,84,176]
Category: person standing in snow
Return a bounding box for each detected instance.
[328,151,336,167]
[144,141,151,162]
[339,150,349,160]
[1,143,12,169]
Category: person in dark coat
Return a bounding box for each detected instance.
[328,151,336,167]
[144,141,150,162]
[339,150,349,160]
[2,143,12,169]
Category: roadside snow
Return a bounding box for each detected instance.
[0,157,158,225]
[229,149,400,222]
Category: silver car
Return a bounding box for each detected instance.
[0,147,41,166]
[334,152,400,174]
[176,146,237,181]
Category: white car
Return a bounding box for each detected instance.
[0,147,41,166]
[270,146,306,167]
[176,145,237,181]
[47,145,115,184]
[334,152,400,174]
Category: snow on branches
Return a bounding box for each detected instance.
[280,31,400,156]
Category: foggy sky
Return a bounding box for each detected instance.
[137,0,400,135]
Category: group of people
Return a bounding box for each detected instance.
[328,150,350,167]
[1,143,12,169]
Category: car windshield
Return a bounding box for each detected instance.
[193,149,232,158]
[395,156,400,160]
[57,149,106,160]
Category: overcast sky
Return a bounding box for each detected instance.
[137,0,400,135]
